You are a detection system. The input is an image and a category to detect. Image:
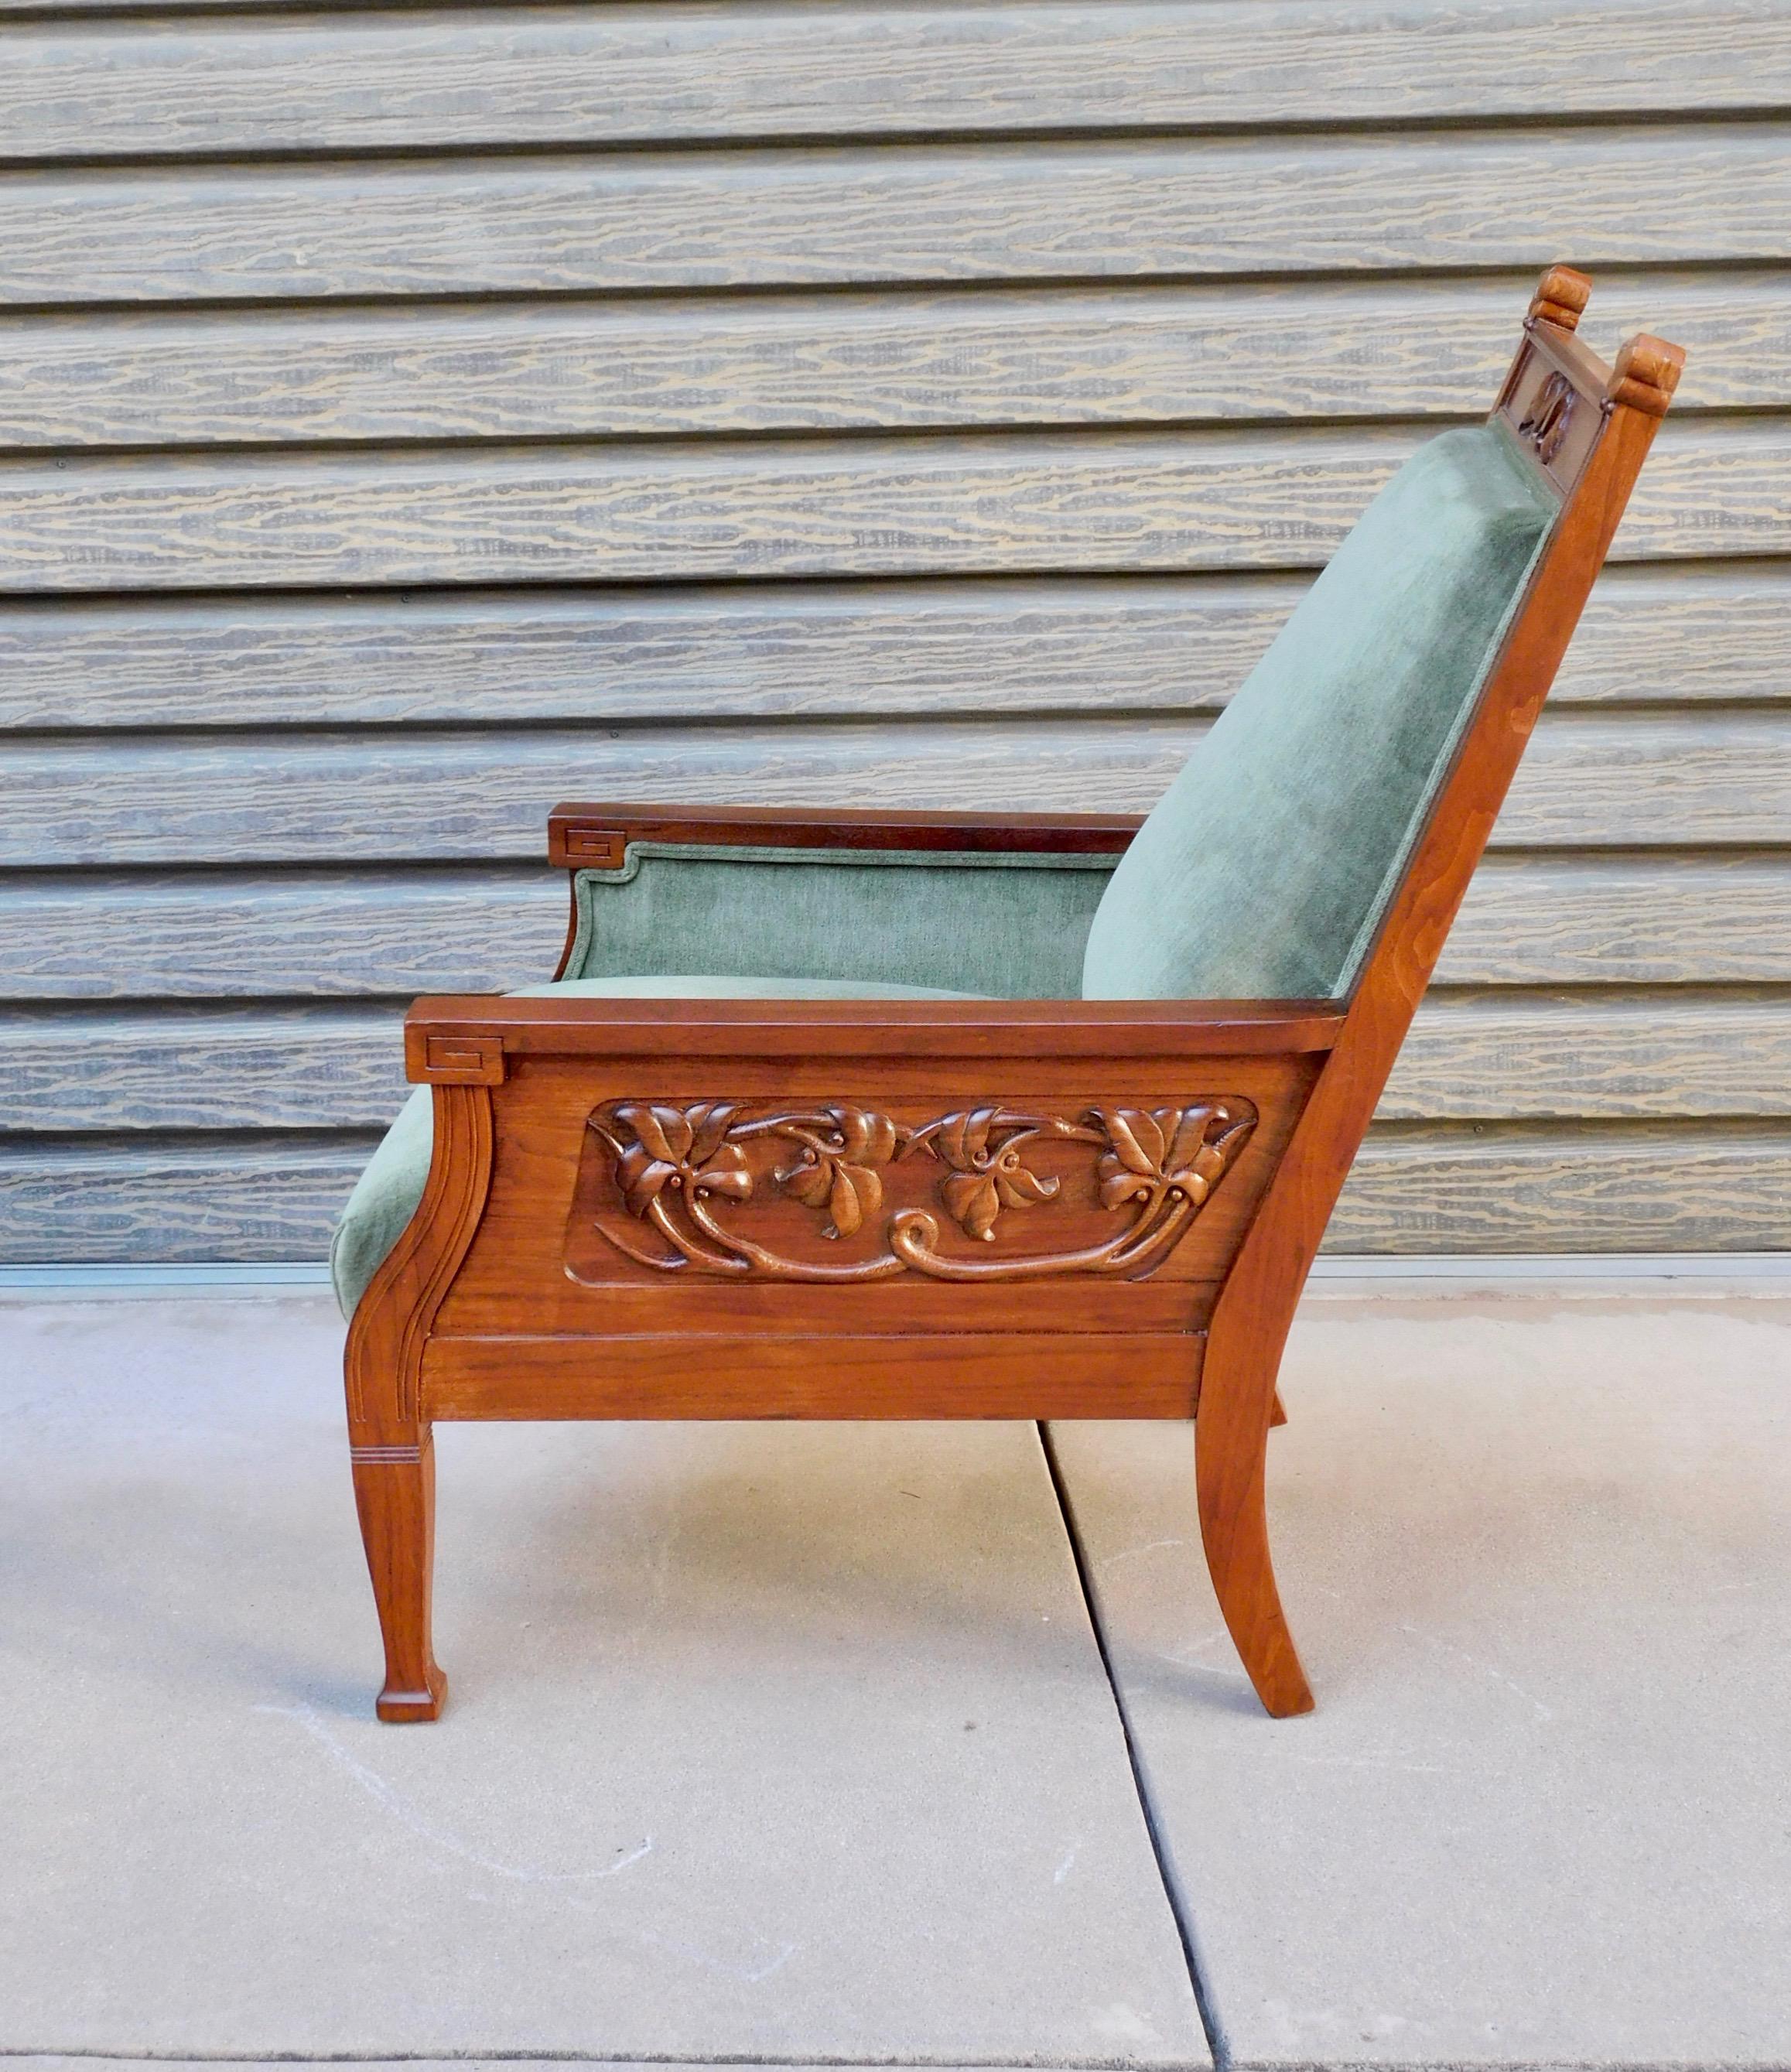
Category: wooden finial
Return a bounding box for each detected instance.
[1530,265,1591,332]
[1607,333,1686,417]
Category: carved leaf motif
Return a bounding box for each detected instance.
[828,1162,883,1239]
[768,1105,898,1238]
[781,1158,834,1209]
[932,1107,1059,1238]
[942,1170,1001,1242]
[616,1142,680,1218]
[690,1142,752,1201]
[608,1102,754,1218]
[1098,1108,1164,1176]
[830,1106,899,1165]
[995,1164,1054,1209]
[584,1094,1256,1280]
[625,1104,693,1163]
[1097,1158,1152,1211]
[687,1102,740,1164]
[938,1106,999,1171]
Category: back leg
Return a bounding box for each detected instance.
[1196,1359,1313,1717]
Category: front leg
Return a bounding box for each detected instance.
[342,1079,497,1722]
[351,1438,446,1722]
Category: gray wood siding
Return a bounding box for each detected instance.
[3,0,1788,1260]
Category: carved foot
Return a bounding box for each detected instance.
[377,1666,449,1724]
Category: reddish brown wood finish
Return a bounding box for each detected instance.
[346,272,1683,1722]
[548,803,1147,867]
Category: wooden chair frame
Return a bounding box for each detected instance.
[345,270,1683,1721]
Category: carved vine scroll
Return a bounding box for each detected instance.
[576,1098,1256,1282]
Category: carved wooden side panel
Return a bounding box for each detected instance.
[566,1096,1256,1284]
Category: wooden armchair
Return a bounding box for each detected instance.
[337,270,1683,1722]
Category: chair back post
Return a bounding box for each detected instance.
[1205,268,1686,1418]
[1192,269,1683,1716]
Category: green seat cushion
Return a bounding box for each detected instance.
[1082,424,1557,1003]
[330,973,985,1320]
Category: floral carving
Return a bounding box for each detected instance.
[582,1097,1256,1283]
[610,1102,750,1217]
[772,1105,899,1239]
[929,1106,1060,1242]
[1095,1106,1240,1212]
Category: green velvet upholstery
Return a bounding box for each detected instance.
[565,846,1116,999]
[330,973,985,1320]
[1082,424,1557,1002]
[334,423,1556,1320]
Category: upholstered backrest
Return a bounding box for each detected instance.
[1081,424,1558,1003]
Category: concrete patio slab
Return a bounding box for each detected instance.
[1049,1300,1791,2068]
[0,1294,1205,2066]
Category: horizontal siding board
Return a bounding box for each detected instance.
[2,563,1786,730]
[0,869,567,1000]
[7,990,1789,1133]
[0,420,1779,593]
[7,855,1791,1003]
[6,2,1786,156]
[5,1123,1787,1263]
[1382,993,1791,1121]
[1331,1124,1791,1253]
[5,126,1787,306]
[0,1005,412,1130]
[8,710,1791,865]
[1,273,1779,452]
[0,1132,370,1263]
[1437,858,1791,986]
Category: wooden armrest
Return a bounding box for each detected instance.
[547,802,1144,869]
[404,994,1345,1082]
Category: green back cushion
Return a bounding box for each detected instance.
[1082,425,1557,1003]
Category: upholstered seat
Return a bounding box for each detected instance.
[333,422,1552,1322]
[330,973,986,1316]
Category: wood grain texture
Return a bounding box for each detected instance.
[0,869,568,999]
[4,127,1787,307]
[0,1130,374,1260]
[1381,993,1791,1121]
[0,1004,413,1129]
[11,853,1791,1003]
[1436,857,1791,985]
[0,419,1776,593]
[5,2,1786,156]
[3,272,1784,451]
[9,989,1789,1133]
[3,562,1786,730]
[9,709,1791,865]
[1332,1123,1791,1253]
[421,1335,1203,1423]
[5,1123,1787,1264]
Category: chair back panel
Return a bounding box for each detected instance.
[1081,422,1558,1003]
